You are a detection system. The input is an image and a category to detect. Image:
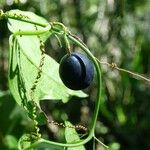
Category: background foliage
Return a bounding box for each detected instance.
[0,0,150,149]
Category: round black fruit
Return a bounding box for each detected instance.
[59,52,94,90]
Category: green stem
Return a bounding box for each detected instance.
[5,14,103,148]
[94,136,109,149]
[26,33,102,149]
[67,34,102,134]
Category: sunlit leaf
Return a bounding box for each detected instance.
[18,134,33,150]
[8,10,87,107]
[65,121,85,150]
[7,9,49,39]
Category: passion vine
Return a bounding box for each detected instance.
[1,9,149,150]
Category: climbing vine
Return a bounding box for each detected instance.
[0,9,149,150]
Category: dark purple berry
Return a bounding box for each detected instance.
[59,52,94,90]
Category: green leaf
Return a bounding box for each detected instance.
[18,134,35,150]
[8,10,87,107]
[7,10,49,32]
[65,121,85,150]
[18,134,62,150]
[7,9,50,42]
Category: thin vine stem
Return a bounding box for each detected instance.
[24,34,103,149]
[93,138,96,150]
[94,136,109,149]
[8,15,104,148]
[15,26,103,148]
[3,10,149,149]
[67,34,102,135]
[96,58,150,82]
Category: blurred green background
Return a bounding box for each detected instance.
[0,0,150,149]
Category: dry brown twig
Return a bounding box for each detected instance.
[96,58,150,83]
